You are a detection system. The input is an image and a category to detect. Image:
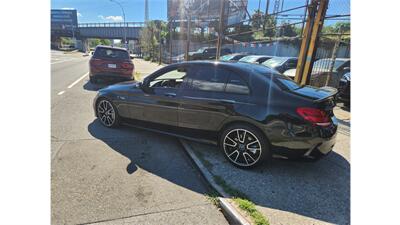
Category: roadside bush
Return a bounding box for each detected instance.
[144,56,151,61]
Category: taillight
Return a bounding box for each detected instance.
[296,107,331,126]
[90,59,103,66]
[121,62,133,69]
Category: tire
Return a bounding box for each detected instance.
[220,123,271,169]
[96,98,120,128]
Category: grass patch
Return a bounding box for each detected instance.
[134,71,142,81]
[205,190,220,208]
[213,175,248,199]
[234,198,270,225]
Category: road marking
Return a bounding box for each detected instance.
[57,91,65,95]
[67,72,89,89]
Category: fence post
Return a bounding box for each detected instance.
[324,27,343,86]
[294,0,329,85]
[216,0,226,60]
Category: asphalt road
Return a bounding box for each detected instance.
[51,51,228,225]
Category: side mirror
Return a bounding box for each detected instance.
[91,51,94,55]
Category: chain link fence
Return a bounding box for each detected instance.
[141,0,350,88]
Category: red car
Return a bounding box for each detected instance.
[89,45,135,83]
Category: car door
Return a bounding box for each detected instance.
[178,65,232,131]
[141,65,187,126]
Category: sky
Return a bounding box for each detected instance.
[51,0,349,24]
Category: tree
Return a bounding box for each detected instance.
[279,21,297,37]
[263,15,276,38]
[139,20,168,61]
[251,10,264,30]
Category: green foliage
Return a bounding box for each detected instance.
[251,10,264,30]
[60,37,73,45]
[263,15,276,38]
[88,38,111,48]
[234,198,270,225]
[140,20,168,61]
[279,21,298,37]
[322,22,350,34]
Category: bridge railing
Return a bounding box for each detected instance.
[78,22,145,28]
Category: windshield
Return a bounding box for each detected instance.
[220,55,234,61]
[263,58,286,68]
[313,59,348,71]
[196,47,207,53]
[239,56,258,63]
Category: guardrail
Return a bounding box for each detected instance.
[78,22,145,28]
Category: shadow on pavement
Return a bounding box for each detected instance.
[189,141,350,225]
[83,81,109,91]
[87,119,210,195]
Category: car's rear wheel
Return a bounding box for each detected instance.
[96,98,120,128]
[220,124,270,169]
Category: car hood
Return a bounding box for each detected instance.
[100,80,140,92]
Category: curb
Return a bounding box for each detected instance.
[179,139,251,225]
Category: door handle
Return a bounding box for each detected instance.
[164,92,176,97]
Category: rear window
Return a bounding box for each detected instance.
[275,77,301,91]
[94,48,129,60]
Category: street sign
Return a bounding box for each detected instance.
[51,9,78,36]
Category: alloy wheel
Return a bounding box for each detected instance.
[97,100,116,127]
[223,129,262,167]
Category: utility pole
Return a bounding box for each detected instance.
[110,0,127,49]
[216,0,226,60]
[145,0,149,22]
[301,0,310,36]
[263,0,270,31]
[294,0,329,85]
[169,20,173,64]
[185,14,191,61]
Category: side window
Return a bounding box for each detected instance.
[189,66,228,92]
[149,67,187,89]
[287,59,298,68]
[225,73,250,95]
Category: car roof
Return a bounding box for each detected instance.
[270,56,298,60]
[170,60,279,79]
[95,45,128,51]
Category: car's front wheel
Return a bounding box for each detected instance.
[96,98,120,128]
[220,124,270,169]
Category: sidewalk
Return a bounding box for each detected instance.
[182,111,350,225]
[133,58,165,81]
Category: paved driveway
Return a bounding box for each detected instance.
[51,54,227,225]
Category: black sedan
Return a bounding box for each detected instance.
[93,61,338,168]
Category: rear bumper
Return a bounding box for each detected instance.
[272,133,336,160]
[90,72,134,82]
[264,117,338,161]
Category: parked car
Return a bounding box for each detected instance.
[337,72,350,107]
[238,55,274,64]
[285,58,350,87]
[89,45,135,83]
[283,68,296,79]
[189,47,232,60]
[93,61,338,168]
[262,57,298,73]
[220,53,249,62]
